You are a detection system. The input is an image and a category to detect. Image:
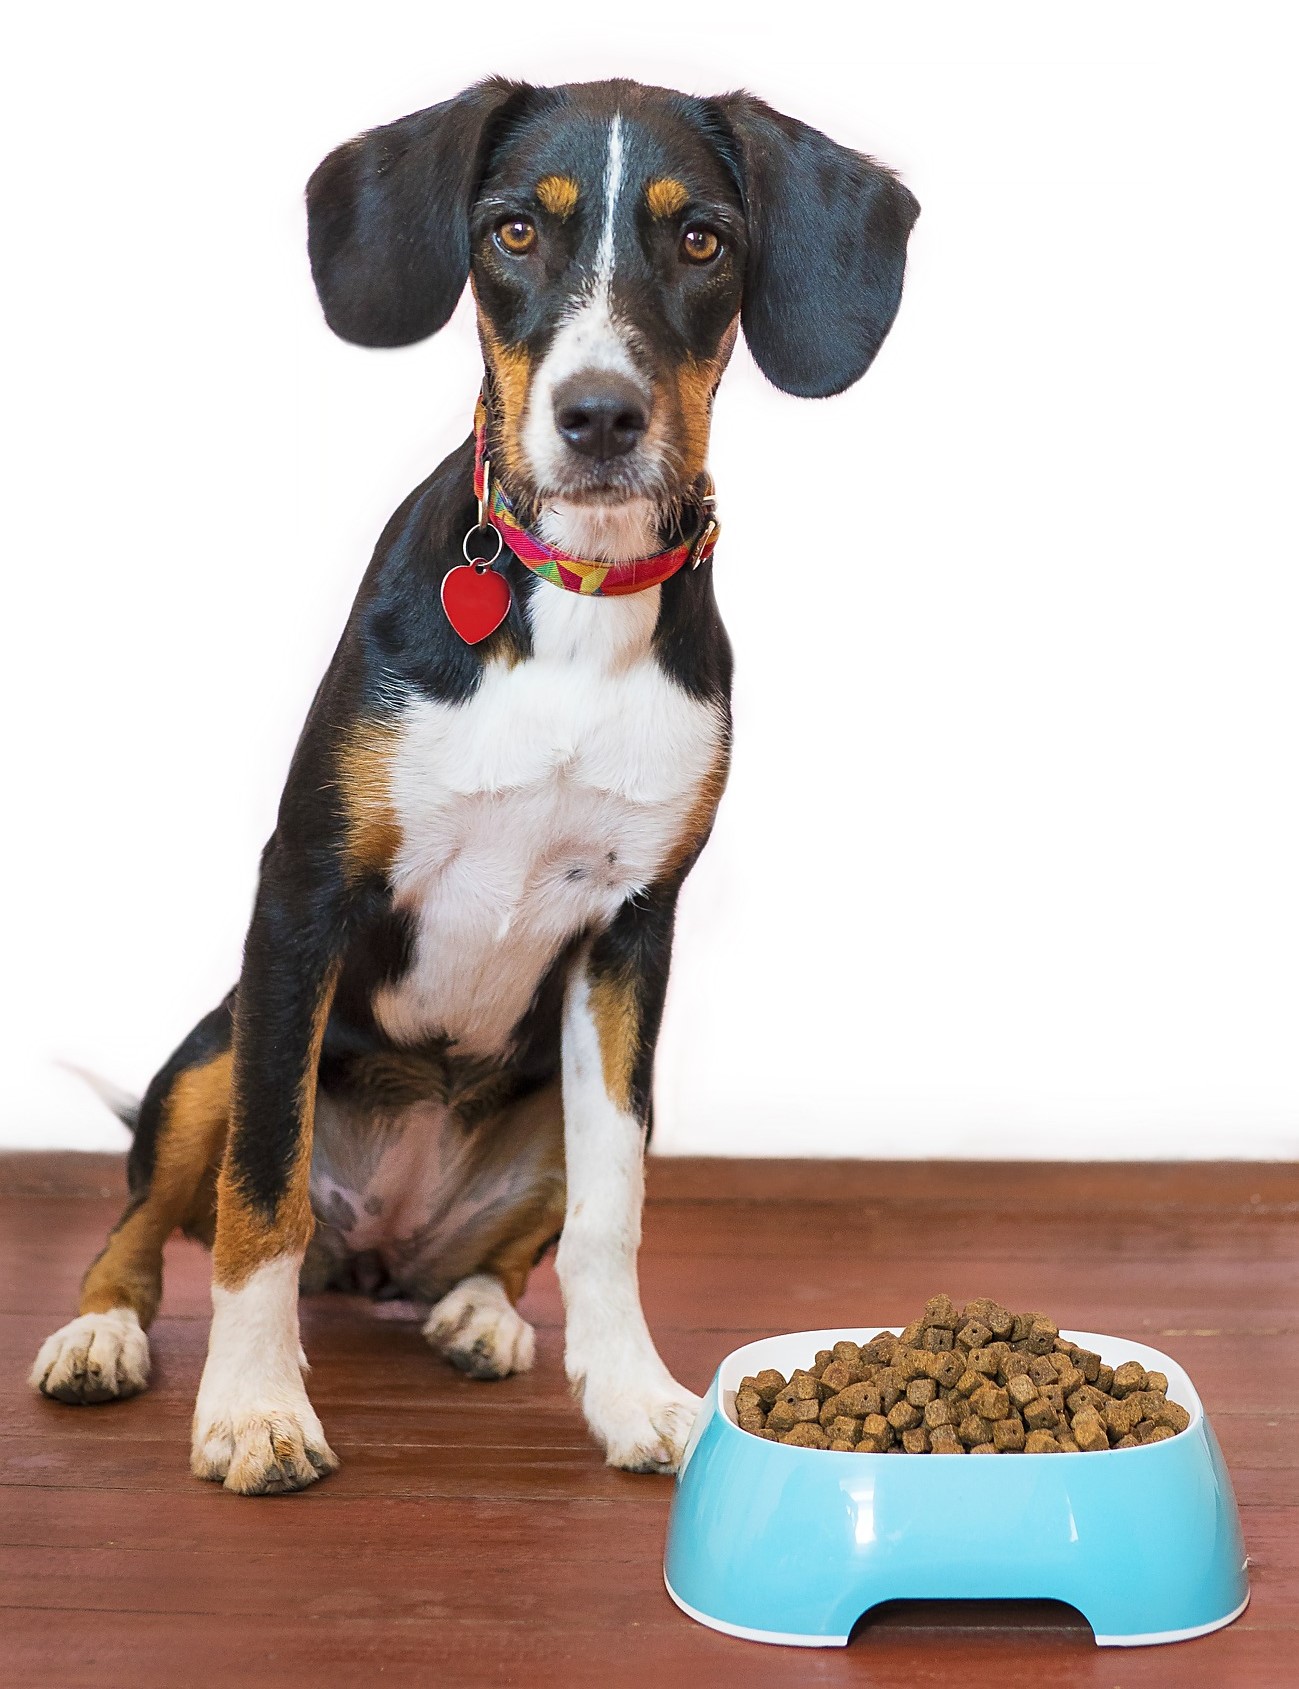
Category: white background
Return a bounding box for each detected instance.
[3,3,1295,1158]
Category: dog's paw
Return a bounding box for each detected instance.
[29,1310,150,1404]
[577,1369,702,1473]
[191,1393,338,1495]
[424,1274,536,1380]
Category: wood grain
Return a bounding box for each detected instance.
[1,1151,1294,1687]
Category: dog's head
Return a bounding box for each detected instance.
[307,79,919,533]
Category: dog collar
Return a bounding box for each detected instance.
[441,395,720,645]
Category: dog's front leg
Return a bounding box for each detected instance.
[190,841,342,1494]
[558,893,701,1473]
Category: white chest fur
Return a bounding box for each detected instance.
[373,585,723,1056]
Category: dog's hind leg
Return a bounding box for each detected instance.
[423,1080,566,1381]
[30,998,233,1404]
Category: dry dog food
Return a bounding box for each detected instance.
[735,1296,1191,1453]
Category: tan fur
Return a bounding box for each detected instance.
[659,744,731,882]
[213,965,340,1289]
[645,177,689,218]
[475,306,533,487]
[588,970,641,1115]
[674,352,727,486]
[80,1051,232,1323]
[536,174,580,218]
[337,719,401,878]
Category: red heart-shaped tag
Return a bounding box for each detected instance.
[441,564,512,645]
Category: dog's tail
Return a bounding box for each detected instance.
[59,1062,141,1133]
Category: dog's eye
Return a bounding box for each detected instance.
[495,218,537,256]
[681,226,721,264]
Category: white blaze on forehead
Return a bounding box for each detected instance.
[593,112,624,297]
[521,111,653,516]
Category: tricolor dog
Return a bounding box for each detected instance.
[31,78,918,1492]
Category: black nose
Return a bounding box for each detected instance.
[553,372,649,459]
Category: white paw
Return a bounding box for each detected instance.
[191,1390,338,1495]
[30,1310,150,1404]
[424,1274,536,1380]
[577,1364,702,1473]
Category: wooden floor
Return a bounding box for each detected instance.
[2,1152,1295,1688]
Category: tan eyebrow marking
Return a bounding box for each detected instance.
[536,175,580,218]
[646,177,689,218]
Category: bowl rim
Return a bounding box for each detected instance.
[715,1326,1202,1457]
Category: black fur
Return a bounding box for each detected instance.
[710,92,920,397]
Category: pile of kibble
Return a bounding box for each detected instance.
[736,1296,1191,1453]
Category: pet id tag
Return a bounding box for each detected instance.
[443,461,512,644]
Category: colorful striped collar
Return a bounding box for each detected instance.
[472,396,719,597]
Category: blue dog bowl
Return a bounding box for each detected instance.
[665,1327,1248,1648]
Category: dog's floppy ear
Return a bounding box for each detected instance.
[306,78,531,348]
[709,93,920,398]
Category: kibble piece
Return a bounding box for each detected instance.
[922,1399,954,1430]
[1096,1363,1115,1393]
[1040,1384,1066,1417]
[1072,1348,1101,1384]
[1054,1361,1084,1397]
[1146,1425,1177,1443]
[1024,1430,1062,1453]
[894,1348,931,1384]
[922,1326,954,1352]
[985,1305,1015,1340]
[1153,1399,1191,1434]
[1026,1318,1059,1355]
[782,1422,829,1449]
[1111,1361,1147,1398]
[863,1334,897,1365]
[1104,1396,1141,1440]
[970,1441,998,1454]
[818,1360,857,1395]
[860,1413,891,1444]
[812,1349,834,1373]
[887,1400,923,1432]
[1027,1355,1058,1387]
[828,1438,855,1452]
[832,1340,862,1366]
[1146,1371,1169,1396]
[923,1294,959,1330]
[969,1383,1010,1422]
[835,1382,884,1419]
[929,1427,963,1454]
[902,1427,931,1454]
[958,1414,995,1447]
[954,1368,983,1397]
[753,1369,786,1406]
[898,1322,923,1347]
[829,1416,863,1444]
[1023,1397,1058,1431]
[779,1372,821,1403]
[1115,1433,1139,1449]
[1010,1312,1034,1343]
[735,1387,763,1418]
[957,1318,992,1352]
[1072,1407,1109,1452]
[1006,1373,1039,1411]
[930,1351,965,1389]
[907,1377,938,1407]
[1133,1419,1160,1444]
[993,1416,1026,1451]
[1000,1350,1031,1381]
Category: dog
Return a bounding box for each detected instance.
[30,77,918,1492]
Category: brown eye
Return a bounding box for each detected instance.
[495,218,537,255]
[681,226,721,264]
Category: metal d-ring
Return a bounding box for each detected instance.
[462,522,504,569]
